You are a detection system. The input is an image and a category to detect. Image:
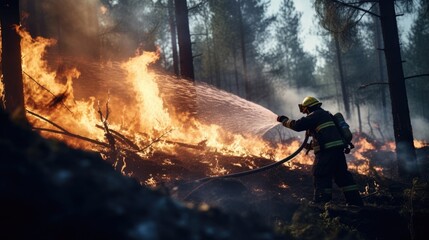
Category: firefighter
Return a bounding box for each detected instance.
[277,96,363,206]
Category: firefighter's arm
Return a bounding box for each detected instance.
[277,115,297,129]
[277,114,316,132]
[277,115,298,129]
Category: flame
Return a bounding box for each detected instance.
[3,28,421,185]
[20,32,103,149]
[349,137,376,175]
[275,139,313,169]
[13,28,305,177]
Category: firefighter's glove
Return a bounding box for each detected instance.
[277,115,289,123]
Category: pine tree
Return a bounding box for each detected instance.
[271,0,316,90]
[404,0,429,121]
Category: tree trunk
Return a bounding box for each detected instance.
[374,4,389,128]
[237,0,249,99]
[174,0,194,80]
[356,100,362,133]
[334,35,351,119]
[168,0,179,76]
[232,43,240,95]
[379,0,418,179]
[0,0,26,119]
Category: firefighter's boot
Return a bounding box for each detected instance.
[343,185,364,206]
[313,188,332,204]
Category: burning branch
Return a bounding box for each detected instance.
[97,99,120,167]
[27,109,71,134]
[97,99,115,148]
[32,127,109,148]
[95,124,140,151]
[27,108,109,148]
[136,128,173,153]
[23,71,74,114]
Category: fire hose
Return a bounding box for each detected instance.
[195,134,310,182]
[181,134,310,200]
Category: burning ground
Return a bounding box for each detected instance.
[2,109,429,240]
[1,29,429,239]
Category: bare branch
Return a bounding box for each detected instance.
[358,82,389,89]
[188,0,209,11]
[404,73,429,80]
[355,3,378,22]
[331,0,380,17]
[358,74,429,90]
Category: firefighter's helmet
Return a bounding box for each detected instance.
[299,96,322,113]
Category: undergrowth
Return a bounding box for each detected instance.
[274,201,364,240]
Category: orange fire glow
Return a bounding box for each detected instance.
[14,28,302,172]
[414,140,428,148]
[2,28,412,184]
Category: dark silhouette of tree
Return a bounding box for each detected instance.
[168,0,179,76]
[333,35,350,118]
[379,0,417,178]
[175,0,194,80]
[0,0,26,120]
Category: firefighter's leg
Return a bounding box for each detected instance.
[333,152,363,206]
[313,176,332,203]
[312,152,334,203]
[342,184,363,206]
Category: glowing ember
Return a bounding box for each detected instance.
[100,5,108,15]
[414,140,428,148]
[145,176,157,187]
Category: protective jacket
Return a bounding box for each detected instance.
[282,108,344,154]
[278,103,363,206]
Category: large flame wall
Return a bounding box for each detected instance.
[2,28,426,179]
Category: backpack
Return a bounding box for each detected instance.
[331,112,354,154]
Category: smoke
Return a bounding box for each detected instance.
[34,0,101,59]
[271,82,313,119]
[396,140,419,175]
[270,81,398,141]
[20,0,162,61]
[411,116,429,140]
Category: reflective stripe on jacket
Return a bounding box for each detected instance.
[282,108,344,153]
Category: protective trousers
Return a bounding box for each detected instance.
[312,148,363,206]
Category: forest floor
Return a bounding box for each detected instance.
[116,139,429,240]
[1,109,429,240]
